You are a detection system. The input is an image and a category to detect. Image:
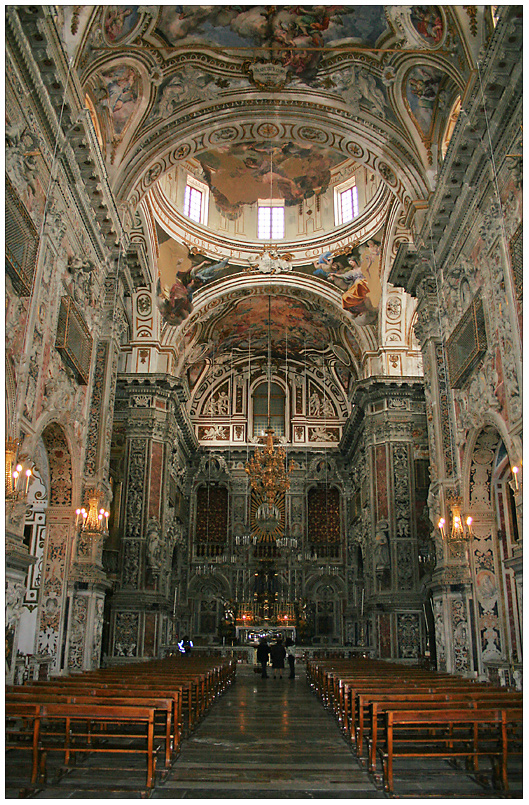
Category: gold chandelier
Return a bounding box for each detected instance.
[245,296,294,525]
[246,427,293,507]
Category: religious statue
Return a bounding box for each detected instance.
[146,517,164,572]
[374,520,390,574]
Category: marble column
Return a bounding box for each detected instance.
[348,378,429,661]
[109,375,195,661]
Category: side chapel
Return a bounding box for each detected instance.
[5,6,522,690]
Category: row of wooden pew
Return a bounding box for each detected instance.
[6,654,236,794]
[307,657,522,796]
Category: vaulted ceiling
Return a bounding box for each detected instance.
[54,6,492,379]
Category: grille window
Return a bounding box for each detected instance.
[339,185,359,223]
[446,294,487,388]
[510,223,522,301]
[55,296,93,384]
[252,382,285,438]
[6,175,39,296]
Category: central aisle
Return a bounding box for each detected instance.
[153,661,383,799]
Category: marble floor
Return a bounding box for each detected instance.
[6,663,521,799]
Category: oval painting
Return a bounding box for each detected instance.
[410,7,445,46]
[102,6,141,46]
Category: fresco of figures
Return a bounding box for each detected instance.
[310,239,382,325]
[155,7,388,82]
[197,141,344,219]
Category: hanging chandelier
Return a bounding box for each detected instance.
[245,296,294,532]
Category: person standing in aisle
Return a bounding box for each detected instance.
[269,636,287,679]
[285,636,296,678]
[257,636,270,678]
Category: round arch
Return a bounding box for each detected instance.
[40,423,74,507]
[115,99,431,211]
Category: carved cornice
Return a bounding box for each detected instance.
[388,9,522,297]
[9,7,130,271]
[417,10,522,268]
[117,373,198,455]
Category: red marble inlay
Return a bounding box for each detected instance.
[143,613,156,657]
[375,445,388,520]
[149,441,164,518]
[379,613,391,658]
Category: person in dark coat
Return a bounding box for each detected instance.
[285,636,296,678]
[269,637,287,679]
[256,637,270,678]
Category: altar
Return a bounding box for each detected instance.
[235,625,296,646]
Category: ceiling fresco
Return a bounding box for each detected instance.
[77,6,470,139]
[197,141,345,218]
[200,294,343,359]
[99,63,141,138]
[52,5,485,371]
[155,221,383,330]
[154,6,389,81]
[410,6,444,45]
[102,6,142,45]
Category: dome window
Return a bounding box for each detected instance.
[334,177,359,226]
[258,199,285,239]
[184,175,209,225]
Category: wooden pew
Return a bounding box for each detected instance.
[364,691,523,774]
[378,707,523,796]
[6,655,237,792]
[5,702,42,786]
[7,689,175,770]
[6,702,159,790]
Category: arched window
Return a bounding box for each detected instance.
[252,382,285,438]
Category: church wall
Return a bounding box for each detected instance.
[5,7,129,676]
[399,9,523,684]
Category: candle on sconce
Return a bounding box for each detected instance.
[438,517,446,539]
[512,466,519,490]
[465,516,473,535]
[75,508,81,527]
[13,463,23,492]
[24,468,32,494]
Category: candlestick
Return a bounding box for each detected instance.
[25,468,32,494]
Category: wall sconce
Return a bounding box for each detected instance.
[6,439,34,504]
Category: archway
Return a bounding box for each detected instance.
[463,425,522,686]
